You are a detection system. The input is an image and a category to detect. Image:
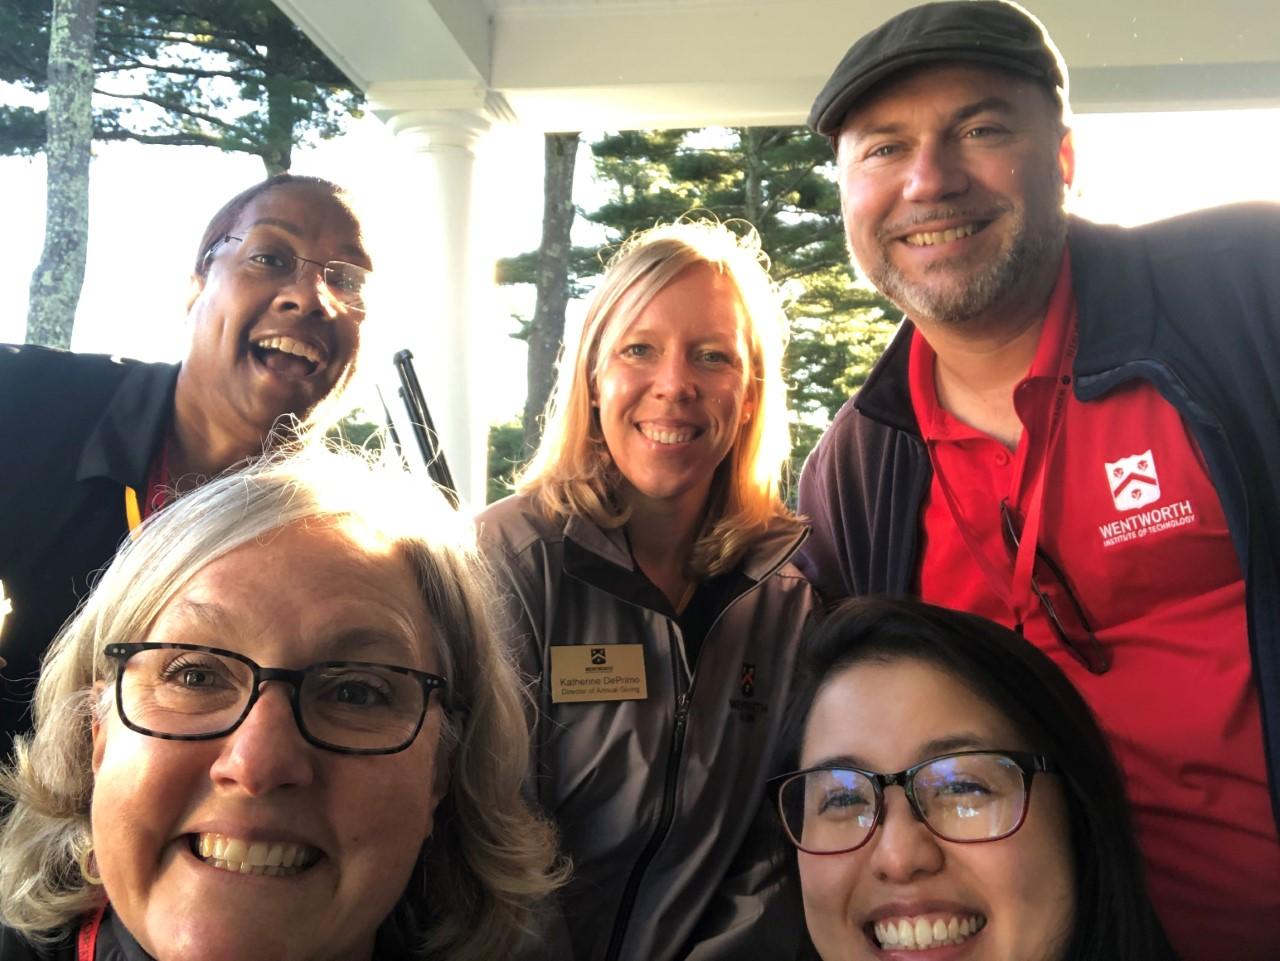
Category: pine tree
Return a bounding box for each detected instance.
[2,0,362,172]
[3,0,363,345]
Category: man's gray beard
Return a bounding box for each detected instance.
[866,199,1068,328]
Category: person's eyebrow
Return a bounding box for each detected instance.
[844,121,906,147]
[313,628,426,667]
[165,599,234,632]
[156,603,422,665]
[918,732,992,758]
[805,733,993,772]
[245,217,304,237]
[845,96,1019,147]
[950,96,1018,123]
[245,217,370,266]
[807,752,874,770]
[621,322,736,344]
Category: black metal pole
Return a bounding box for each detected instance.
[393,349,459,509]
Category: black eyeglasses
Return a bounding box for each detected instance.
[999,500,1110,674]
[203,234,370,314]
[104,643,446,756]
[769,750,1057,855]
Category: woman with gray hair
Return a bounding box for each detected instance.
[0,445,564,961]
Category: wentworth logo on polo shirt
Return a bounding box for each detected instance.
[1098,448,1198,548]
[1106,449,1161,510]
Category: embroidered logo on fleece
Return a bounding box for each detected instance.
[1097,449,1197,548]
[729,662,768,722]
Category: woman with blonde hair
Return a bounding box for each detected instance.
[0,445,563,961]
[479,219,821,961]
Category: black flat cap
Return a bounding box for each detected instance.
[809,0,1066,136]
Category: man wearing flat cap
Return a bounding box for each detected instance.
[795,2,1280,957]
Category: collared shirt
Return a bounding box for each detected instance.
[909,254,1278,958]
[0,346,177,755]
[0,908,148,961]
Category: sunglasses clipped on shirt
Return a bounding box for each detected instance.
[999,499,1110,675]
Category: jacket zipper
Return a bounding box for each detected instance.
[599,537,810,959]
[603,625,691,961]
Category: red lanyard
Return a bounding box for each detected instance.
[124,431,171,536]
[77,904,106,961]
[927,324,1078,630]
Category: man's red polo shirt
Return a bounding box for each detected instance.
[910,254,1279,960]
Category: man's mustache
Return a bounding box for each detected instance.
[875,203,1013,241]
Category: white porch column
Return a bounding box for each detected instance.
[383,108,490,508]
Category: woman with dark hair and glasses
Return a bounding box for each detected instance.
[0,445,564,961]
[1,174,373,758]
[770,596,1176,961]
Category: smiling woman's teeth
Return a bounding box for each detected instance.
[873,914,986,951]
[905,224,978,247]
[253,335,323,366]
[194,833,318,877]
[639,424,696,445]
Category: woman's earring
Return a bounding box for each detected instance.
[78,843,103,886]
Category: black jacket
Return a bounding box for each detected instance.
[0,910,420,960]
[795,204,1280,824]
[0,345,177,755]
[0,910,148,961]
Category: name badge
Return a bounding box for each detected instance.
[549,644,648,704]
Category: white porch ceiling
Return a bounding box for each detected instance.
[274,0,1280,129]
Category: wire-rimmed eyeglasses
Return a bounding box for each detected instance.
[203,234,371,314]
[104,642,446,756]
[999,499,1110,675]
[769,750,1057,855]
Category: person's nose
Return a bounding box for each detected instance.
[901,139,968,204]
[275,260,342,322]
[209,683,316,796]
[651,351,697,402]
[866,788,946,883]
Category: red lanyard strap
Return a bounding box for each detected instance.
[77,904,106,961]
[928,325,1078,629]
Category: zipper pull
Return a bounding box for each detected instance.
[674,692,690,724]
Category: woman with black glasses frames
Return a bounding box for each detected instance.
[0,445,564,961]
[1,173,373,762]
[771,597,1175,961]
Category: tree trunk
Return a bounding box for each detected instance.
[522,131,579,454]
[741,127,765,227]
[262,25,294,175]
[26,0,99,348]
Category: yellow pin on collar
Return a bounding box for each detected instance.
[124,486,143,537]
